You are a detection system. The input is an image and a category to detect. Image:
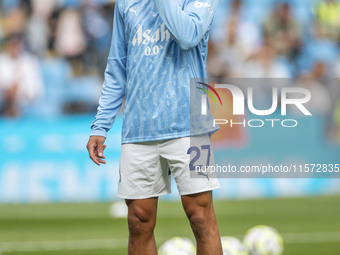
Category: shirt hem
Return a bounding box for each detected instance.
[121,127,219,144]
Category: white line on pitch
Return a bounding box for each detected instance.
[282,232,340,244]
[0,239,128,252]
[0,232,340,253]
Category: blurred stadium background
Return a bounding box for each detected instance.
[0,0,340,254]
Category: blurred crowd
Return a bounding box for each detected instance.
[0,0,340,138]
[207,0,340,139]
[0,0,114,117]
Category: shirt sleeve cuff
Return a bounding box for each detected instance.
[90,129,107,138]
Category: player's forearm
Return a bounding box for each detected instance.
[153,0,216,50]
[91,58,126,138]
[153,0,200,50]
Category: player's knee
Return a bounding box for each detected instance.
[127,210,155,236]
[185,201,215,238]
[188,210,209,233]
[184,198,211,223]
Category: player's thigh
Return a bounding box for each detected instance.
[126,197,159,225]
[118,141,171,199]
[181,191,214,218]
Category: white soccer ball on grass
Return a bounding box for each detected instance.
[243,225,284,255]
[221,236,248,255]
[158,237,196,255]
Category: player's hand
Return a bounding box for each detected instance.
[87,136,107,166]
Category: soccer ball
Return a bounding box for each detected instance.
[108,201,128,218]
[158,237,196,255]
[221,236,248,255]
[243,225,283,255]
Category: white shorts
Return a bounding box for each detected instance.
[117,134,221,199]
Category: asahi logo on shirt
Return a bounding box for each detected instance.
[132,23,172,46]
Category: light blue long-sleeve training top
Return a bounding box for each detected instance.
[91,0,219,143]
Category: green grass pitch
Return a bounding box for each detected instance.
[0,195,340,254]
